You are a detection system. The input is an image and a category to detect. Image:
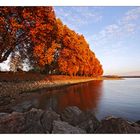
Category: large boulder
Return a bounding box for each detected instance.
[0,108,60,133]
[52,120,86,134]
[77,111,100,133]
[0,111,26,133]
[22,108,45,133]
[61,106,82,126]
[40,109,60,132]
[95,116,140,134]
[136,120,140,125]
[61,106,100,133]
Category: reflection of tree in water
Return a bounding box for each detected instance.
[0,81,103,113]
[57,81,103,112]
[37,81,103,113]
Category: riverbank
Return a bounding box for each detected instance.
[0,106,139,133]
[0,74,123,113]
[0,74,122,98]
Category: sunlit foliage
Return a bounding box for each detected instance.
[0,6,103,76]
[56,19,103,76]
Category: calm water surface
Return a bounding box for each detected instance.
[10,78,140,121]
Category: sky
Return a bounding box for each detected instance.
[54,6,140,76]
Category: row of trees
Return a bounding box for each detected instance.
[0,6,103,76]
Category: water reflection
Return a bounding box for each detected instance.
[6,79,140,121]
[37,81,103,112]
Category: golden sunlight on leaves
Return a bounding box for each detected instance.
[0,6,103,76]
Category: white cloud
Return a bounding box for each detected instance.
[54,7,102,31]
[55,7,140,57]
[87,7,140,50]
[121,7,140,23]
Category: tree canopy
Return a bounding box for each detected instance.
[0,6,103,76]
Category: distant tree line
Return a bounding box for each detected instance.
[0,7,103,76]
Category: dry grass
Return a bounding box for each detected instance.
[0,73,96,98]
[0,72,45,82]
[0,72,122,100]
[0,72,98,82]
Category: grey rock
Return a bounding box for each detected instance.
[12,100,37,112]
[0,108,45,133]
[23,108,45,133]
[0,108,59,133]
[136,120,140,125]
[61,106,100,133]
[40,109,60,132]
[95,116,140,134]
[130,121,140,132]
[52,120,86,134]
[77,111,100,133]
[60,106,82,125]
[0,113,9,117]
[0,112,25,133]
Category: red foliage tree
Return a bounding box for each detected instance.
[0,6,103,76]
[0,7,25,63]
[56,19,103,76]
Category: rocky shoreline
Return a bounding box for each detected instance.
[0,76,122,107]
[0,78,98,98]
[0,78,97,108]
[0,106,139,134]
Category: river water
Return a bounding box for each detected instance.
[8,78,140,121]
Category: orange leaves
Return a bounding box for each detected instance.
[10,17,23,29]
[34,44,45,58]
[63,36,71,47]
[0,17,5,24]
[33,41,61,67]
[56,18,64,42]
[0,7,103,76]
[48,12,55,22]
[56,19,103,76]
[58,58,68,74]
[22,9,33,19]
[52,41,61,48]
[45,47,55,65]
[33,44,45,66]
[0,7,28,63]
[46,23,53,31]
[32,14,102,76]
[26,7,58,69]
[44,41,60,65]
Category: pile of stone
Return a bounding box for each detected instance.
[0,106,139,134]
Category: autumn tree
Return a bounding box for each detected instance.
[0,7,37,74]
[26,7,60,74]
[0,6,103,76]
[0,7,33,64]
[0,7,58,72]
[56,19,103,76]
[0,7,21,63]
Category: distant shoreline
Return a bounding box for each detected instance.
[120,76,140,78]
[103,75,140,78]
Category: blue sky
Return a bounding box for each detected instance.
[54,6,140,75]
